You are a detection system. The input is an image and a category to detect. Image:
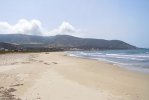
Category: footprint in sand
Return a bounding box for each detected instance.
[52,62,58,64]
[37,93,41,100]
[11,62,19,65]
[44,62,50,65]
[38,60,44,63]
[21,62,31,64]
[10,83,23,87]
[45,52,49,54]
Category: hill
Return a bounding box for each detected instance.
[0,34,137,50]
[0,42,21,51]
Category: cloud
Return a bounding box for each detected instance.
[0,19,84,36]
[0,19,43,35]
[59,21,76,33]
[46,21,84,36]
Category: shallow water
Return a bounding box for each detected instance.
[68,49,149,73]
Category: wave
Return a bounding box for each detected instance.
[67,50,149,74]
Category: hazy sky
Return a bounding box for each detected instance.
[0,0,148,48]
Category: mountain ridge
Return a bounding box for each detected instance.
[0,34,137,50]
[0,42,21,51]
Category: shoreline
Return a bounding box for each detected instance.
[0,52,149,100]
[66,51,149,74]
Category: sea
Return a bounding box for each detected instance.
[67,49,149,74]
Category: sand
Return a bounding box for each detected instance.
[0,52,149,100]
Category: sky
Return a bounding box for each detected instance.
[0,0,148,48]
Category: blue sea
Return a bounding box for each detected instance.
[67,49,149,74]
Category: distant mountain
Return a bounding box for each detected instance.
[0,34,50,44]
[0,42,21,50]
[48,35,137,49]
[0,34,137,50]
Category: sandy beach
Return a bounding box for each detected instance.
[0,52,149,100]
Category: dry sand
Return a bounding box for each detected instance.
[0,52,149,100]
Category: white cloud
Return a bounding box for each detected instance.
[0,19,84,36]
[0,19,43,35]
[46,21,84,37]
[59,21,76,33]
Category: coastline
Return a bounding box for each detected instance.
[0,52,149,100]
[67,50,149,74]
